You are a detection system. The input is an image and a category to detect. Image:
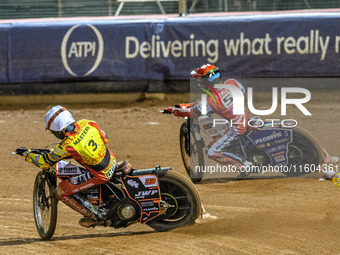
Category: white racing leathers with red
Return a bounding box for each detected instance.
[178,79,249,167]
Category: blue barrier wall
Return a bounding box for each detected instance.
[2,13,340,84]
[0,24,9,83]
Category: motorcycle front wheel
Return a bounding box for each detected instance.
[33,171,58,240]
[179,121,204,183]
[147,171,202,232]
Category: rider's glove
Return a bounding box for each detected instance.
[174,107,191,118]
[163,107,174,114]
[15,147,30,157]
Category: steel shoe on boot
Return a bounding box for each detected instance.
[79,217,97,228]
[237,161,253,179]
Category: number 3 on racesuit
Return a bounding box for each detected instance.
[85,136,98,156]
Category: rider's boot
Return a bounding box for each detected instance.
[236,161,254,179]
[78,206,109,228]
[208,152,254,179]
[69,193,109,228]
[79,216,97,228]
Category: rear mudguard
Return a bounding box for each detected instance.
[132,166,171,178]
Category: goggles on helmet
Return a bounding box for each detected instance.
[199,69,221,87]
[205,71,221,82]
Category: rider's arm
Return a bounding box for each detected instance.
[25,144,70,169]
[178,102,199,108]
[224,78,246,94]
[101,130,109,144]
[174,101,213,118]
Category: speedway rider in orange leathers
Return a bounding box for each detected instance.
[15,106,117,228]
[166,64,253,175]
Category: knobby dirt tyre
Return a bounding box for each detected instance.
[179,122,204,183]
[284,126,324,177]
[147,171,202,232]
[33,171,58,240]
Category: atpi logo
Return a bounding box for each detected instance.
[61,24,104,77]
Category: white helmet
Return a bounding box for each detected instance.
[45,105,75,131]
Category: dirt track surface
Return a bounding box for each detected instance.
[0,92,340,255]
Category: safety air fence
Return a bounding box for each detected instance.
[1,12,340,84]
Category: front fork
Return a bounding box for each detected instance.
[183,119,190,155]
[38,169,57,198]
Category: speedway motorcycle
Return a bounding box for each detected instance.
[163,106,327,183]
[14,147,201,240]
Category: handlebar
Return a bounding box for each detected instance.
[12,148,51,155]
[161,105,184,115]
[160,110,173,114]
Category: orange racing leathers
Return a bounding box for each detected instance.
[25,119,117,217]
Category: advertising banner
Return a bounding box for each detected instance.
[0,24,9,83]
[5,13,340,83]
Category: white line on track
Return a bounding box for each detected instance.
[0,198,31,202]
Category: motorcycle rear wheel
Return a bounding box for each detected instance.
[147,171,202,232]
[33,171,58,240]
[284,127,324,177]
[179,122,204,183]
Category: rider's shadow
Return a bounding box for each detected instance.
[0,230,156,246]
[197,175,296,184]
[197,178,234,184]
